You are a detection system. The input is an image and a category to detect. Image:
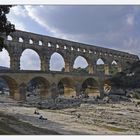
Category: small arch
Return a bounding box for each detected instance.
[64,45,67,50]
[26,77,50,100]
[56,44,60,48]
[0,48,10,68]
[57,77,76,97]
[77,48,80,52]
[29,39,33,44]
[48,42,52,47]
[19,37,23,43]
[39,40,43,46]
[20,49,41,70]
[81,78,100,97]
[73,56,88,73]
[83,49,86,53]
[71,47,74,51]
[50,52,65,71]
[7,35,13,41]
[89,50,92,54]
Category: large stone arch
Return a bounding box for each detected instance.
[20,48,41,70]
[49,51,65,71]
[0,75,18,98]
[81,78,100,97]
[27,76,50,99]
[57,77,76,97]
[0,48,10,68]
[72,54,90,73]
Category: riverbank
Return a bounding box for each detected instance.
[0,95,140,135]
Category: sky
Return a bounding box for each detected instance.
[0,5,140,70]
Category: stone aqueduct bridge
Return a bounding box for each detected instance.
[0,30,139,100]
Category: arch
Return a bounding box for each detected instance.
[19,37,23,43]
[73,56,88,73]
[7,35,12,41]
[96,58,105,73]
[56,44,60,48]
[81,78,100,97]
[48,42,52,47]
[57,77,76,97]
[0,76,18,98]
[26,77,50,100]
[29,39,33,44]
[49,52,65,71]
[20,49,41,70]
[0,48,10,68]
[39,40,43,46]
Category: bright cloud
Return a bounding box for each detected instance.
[1,5,140,70]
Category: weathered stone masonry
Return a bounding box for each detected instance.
[0,30,139,100]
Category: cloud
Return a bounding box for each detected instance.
[2,5,140,70]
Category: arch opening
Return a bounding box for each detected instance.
[39,41,43,46]
[110,60,119,75]
[20,49,41,70]
[81,78,100,98]
[73,56,88,73]
[26,77,50,101]
[19,37,23,43]
[0,48,10,68]
[96,58,105,74]
[57,77,76,97]
[50,52,65,71]
[29,39,33,44]
[0,76,17,98]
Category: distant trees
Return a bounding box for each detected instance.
[0,5,15,51]
[109,60,140,89]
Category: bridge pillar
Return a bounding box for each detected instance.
[65,61,72,72]
[75,83,82,96]
[41,56,49,71]
[98,81,105,98]
[118,64,122,72]
[10,54,20,70]
[88,63,94,74]
[104,64,110,75]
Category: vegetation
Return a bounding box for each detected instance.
[0,5,15,51]
[109,60,140,89]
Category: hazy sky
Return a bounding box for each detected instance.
[0,5,140,70]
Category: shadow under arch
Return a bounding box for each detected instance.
[27,77,50,100]
[81,78,100,97]
[0,75,18,98]
[20,48,41,70]
[57,77,76,97]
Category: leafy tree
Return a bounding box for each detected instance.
[0,5,15,51]
[109,60,140,89]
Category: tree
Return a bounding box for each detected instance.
[0,5,15,51]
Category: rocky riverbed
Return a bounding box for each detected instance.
[0,95,140,135]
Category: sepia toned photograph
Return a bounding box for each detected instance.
[0,4,140,135]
